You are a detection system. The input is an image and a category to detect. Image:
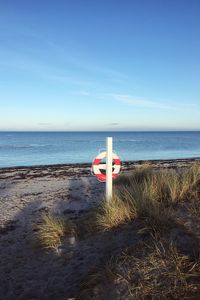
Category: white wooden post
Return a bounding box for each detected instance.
[106,137,113,201]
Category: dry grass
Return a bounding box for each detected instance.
[160,164,200,203]
[36,163,200,250]
[96,193,136,231]
[181,163,200,199]
[96,163,200,231]
[36,214,76,251]
[34,163,200,298]
[115,162,153,186]
[117,163,200,203]
[114,241,200,299]
[78,240,200,299]
[96,179,172,232]
[116,163,200,203]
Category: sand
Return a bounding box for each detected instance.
[0,158,200,300]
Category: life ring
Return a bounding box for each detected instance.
[92,151,121,182]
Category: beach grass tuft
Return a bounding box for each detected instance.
[96,163,200,231]
[36,214,76,251]
[96,193,136,231]
[96,178,172,231]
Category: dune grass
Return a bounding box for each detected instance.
[114,162,153,186]
[36,214,76,251]
[36,163,200,249]
[78,239,200,299]
[116,163,200,201]
[35,163,200,298]
[95,163,200,231]
[96,183,172,232]
[96,193,136,231]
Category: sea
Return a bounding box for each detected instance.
[0,131,200,168]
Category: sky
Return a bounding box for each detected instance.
[0,0,200,131]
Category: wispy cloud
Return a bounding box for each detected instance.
[1,61,90,87]
[41,40,127,83]
[109,93,197,110]
[0,50,91,86]
[110,94,173,109]
[0,30,127,86]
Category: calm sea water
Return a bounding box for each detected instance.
[0,131,200,168]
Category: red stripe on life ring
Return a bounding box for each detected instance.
[114,159,121,165]
[112,173,118,179]
[96,173,106,182]
[93,158,101,165]
[96,172,119,182]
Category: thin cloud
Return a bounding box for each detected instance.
[110,94,173,109]
[41,41,127,82]
[110,94,197,110]
[0,51,91,86]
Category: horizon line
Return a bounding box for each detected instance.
[0,130,200,133]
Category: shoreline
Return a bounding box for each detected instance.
[0,157,200,181]
[0,156,200,173]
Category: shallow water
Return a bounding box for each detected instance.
[0,131,200,167]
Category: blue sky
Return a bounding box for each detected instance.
[0,0,200,131]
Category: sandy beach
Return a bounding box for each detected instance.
[0,158,200,300]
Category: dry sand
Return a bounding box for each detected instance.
[0,158,199,300]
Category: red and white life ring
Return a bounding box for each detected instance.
[92,151,121,182]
